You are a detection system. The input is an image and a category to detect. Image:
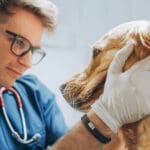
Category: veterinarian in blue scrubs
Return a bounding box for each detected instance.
[0,0,68,150]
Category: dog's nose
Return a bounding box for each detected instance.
[59,83,66,93]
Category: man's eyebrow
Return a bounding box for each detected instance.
[6,30,28,40]
[6,30,41,49]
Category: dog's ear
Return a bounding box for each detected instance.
[123,41,150,71]
[134,42,150,59]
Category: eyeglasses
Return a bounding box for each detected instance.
[5,30,46,65]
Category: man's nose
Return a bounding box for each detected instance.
[18,51,32,68]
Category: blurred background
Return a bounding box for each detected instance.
[27,0,150,128]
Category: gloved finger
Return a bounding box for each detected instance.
[108,41,134,75]
[126,55,150,74]
[129,70,150,88]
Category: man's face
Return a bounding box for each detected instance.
[0,7,43,87]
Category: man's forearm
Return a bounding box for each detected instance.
[50,121,102,150]
[50,111,113,150]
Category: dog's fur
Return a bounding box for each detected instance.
[60,21,150,150]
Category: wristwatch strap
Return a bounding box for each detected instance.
[81,114,111,144]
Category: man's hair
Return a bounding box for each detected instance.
[0,0,58,31]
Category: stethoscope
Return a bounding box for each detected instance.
[0,87,41,144]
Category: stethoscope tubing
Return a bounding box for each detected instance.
[0,87,41,144]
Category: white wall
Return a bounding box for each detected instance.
[27,0,150,128]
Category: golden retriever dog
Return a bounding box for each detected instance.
[60,20,150,150]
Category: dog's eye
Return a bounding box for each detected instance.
[92,49,101,58]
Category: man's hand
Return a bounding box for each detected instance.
[92,41,150,133]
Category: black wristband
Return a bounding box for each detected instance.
[81,114,111,144]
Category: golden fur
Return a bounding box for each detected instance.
[60,21,150,150]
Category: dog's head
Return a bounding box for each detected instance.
[60,20,150,112]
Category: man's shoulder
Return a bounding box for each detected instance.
[14,74,41,90]
[16,74,39,84]
[14,74,55,100]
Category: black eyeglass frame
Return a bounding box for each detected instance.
[5,30,46,65]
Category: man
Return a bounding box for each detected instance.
[0,0,68,149]
[50,42,150,150]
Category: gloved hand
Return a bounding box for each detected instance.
[92,41,150,133]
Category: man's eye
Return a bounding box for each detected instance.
[16,38,25,49]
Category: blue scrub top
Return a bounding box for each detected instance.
[0,75,68,150]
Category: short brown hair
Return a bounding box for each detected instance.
[0,0,58,31]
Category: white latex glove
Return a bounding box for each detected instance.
[92,41,150,133]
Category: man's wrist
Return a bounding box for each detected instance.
[81,114,111,144]
[87,110,114,138]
